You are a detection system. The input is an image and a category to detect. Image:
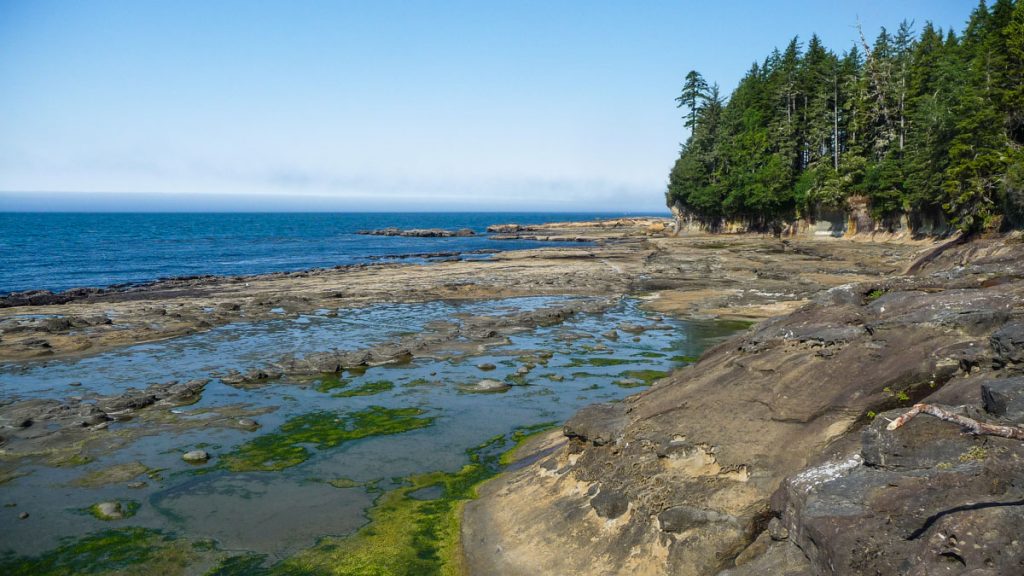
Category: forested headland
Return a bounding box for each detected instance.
[666,0,1024,234]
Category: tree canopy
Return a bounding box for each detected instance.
[667,0,1024,232]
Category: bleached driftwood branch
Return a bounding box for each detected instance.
[886,403,1024,441]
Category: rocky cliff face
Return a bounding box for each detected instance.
[462,235,1024,575]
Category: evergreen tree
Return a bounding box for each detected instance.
[675,71,709,129]
[666,1,1022,232]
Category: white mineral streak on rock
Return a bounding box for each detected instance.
[790,454,863,494]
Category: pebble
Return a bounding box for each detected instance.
[237,418,259,430]
[127,482,147,489]
[69,381,82,387]
[94,501,123,520]
[182,450,210,463]
[476,363,497,371]
[464,379,511,393]
[19,512,29,519]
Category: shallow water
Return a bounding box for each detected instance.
[0,296,745,571]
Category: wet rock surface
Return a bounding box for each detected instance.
[0,219,914,363]
[355,227,476,237]
[464,235,1024,576]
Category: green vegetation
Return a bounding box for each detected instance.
[72,462,150,487]
[865,289,886,302]
[568,357,632,367]
[221,407,434,472]
[883,386,911,402]
[203,554,270,576]
[86,501,140,521]
[314,374,347,393]
[634,351,667,358]
[618,369,670,386]
[959,445,989,462]
[332,379,395,398]
[0,528,194,576]
[276,427,542,576]
[499,422,558,466]
[668,0,1024,233]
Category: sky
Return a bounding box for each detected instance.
[0,1,975,212]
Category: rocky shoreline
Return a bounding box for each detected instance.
[462,233,1024,575]
[0,218,920,363]
[2,217,970,575]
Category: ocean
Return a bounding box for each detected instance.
[0,212,658,294]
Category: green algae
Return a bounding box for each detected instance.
[273,427,540,576]
[635,351,666,358]
[499,422,558,466]
[203,553,270,576]
[568,357,632,367]
[669,355,700,364]
[332,380,394,398]
[327,477,363,489]
[0,527,195,576]
[221,406,435,472]
[314,374,348,393]
[86,500,140,521]
[618,369,669,386]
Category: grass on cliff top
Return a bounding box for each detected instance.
[221,406,435,472]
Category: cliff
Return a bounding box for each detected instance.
[462,234,1024,575]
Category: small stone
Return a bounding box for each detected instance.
[462,379,511,393]
[603,330,619,341]
[19,512,29,519]
[237,418,259,430]
[69,381,82,387]
[476,363,497,371]
[182,450,210,463]
[768,517,789,541]
[93,501,124,520]
[516,365,531,375]
[127,482,147,489]
[548,374,565,382]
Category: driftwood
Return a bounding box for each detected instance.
[887,403,1024,440]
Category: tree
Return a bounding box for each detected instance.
[665,1,1022,233]
[675,70,709,129]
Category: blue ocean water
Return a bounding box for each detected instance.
[0,212,657,294]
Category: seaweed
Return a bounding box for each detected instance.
[332,380,394,398]
[221,406,434,472]
[0,528,193,576]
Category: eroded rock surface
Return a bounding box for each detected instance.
[464,236,1024,575]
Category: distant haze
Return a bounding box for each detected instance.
[0,1,969,212]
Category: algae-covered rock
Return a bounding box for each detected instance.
[182,450,209,464]
[88,500,139,521]
[459,379,511,393]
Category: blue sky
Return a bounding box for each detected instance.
[0,1,974,212]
